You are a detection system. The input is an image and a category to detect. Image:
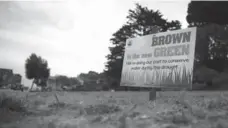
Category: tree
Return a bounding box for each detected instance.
[54,75,81,89]
[104,3,181,89]
[187,1,228,27]
[25,53,50,91]
[186,1,228,72]
[77,71,109,90]
[78,71,100,85]
[55,75,70,86]
[186,1,228,88]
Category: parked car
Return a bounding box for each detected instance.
[10,83,24,91]
[0,86,8,89]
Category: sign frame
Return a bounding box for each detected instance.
[120,27,197,90]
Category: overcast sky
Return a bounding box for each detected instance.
[0,0,190,86]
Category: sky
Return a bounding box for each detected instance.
[0,0,190,86]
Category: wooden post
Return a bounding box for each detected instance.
[148,27,161,102]
[149,88,156,101]
[25,79,35,100]
[54,93,60,108]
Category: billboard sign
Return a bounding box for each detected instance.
[120,27,197,89]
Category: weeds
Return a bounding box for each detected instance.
[84,104,121,115]
[33,99,46,106]
[48,102,68,108]
[204,97,228,110]
[0,92,26,112]
[1,91,228,128]
[0,92,27,124]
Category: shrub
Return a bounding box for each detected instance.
[84,104,121,115]
[48,102,68,108]
[213,72,228,88]
[0,92,26,112]
[204,97,228,110]
[33,99,46,106]
[194,66,219,84]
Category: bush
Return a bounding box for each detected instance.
[213,72,228,87]
[204,97,228,110]
[48,102,68,108]
[194,66,219,84]
[84,104,121,115]
[0,92,26,112]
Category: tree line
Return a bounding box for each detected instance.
[25,54,108,91]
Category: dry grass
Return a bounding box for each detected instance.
[0,92,26,112]
[0,92,28,124]
[48,102,68,108]
[84,104,121,115]
[1,90,228,128]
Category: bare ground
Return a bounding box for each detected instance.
[1,90,228,128]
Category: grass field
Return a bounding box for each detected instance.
[1,90,228,128]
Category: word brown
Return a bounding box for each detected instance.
[152,31,191,47]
